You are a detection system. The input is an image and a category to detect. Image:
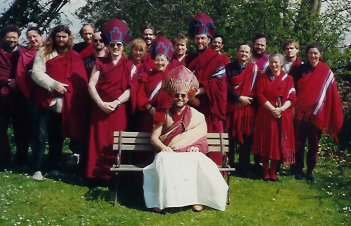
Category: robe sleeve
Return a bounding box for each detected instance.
[31,49,59,91]
[201,64,227,121]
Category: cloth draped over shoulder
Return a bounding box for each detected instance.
[16,49,37,98]
[187,48,227,126]
[159,106,208,153]
[227,62,258,143]
[253,71,296,163]
[34,50,90,142]
[294,62,343,142]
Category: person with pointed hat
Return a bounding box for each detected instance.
[135,35,175,133]
[143,65,228,213]
[187,12,227,166]
[86,18,135,181]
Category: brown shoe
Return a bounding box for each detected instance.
[192,204,203,212]
[152,207,162,213]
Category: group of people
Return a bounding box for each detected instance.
[0,12,344,212]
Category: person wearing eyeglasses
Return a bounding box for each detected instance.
[31,25,90,180]
[86,18,135,181]
[82,31,108,77]
[144,66,228,213]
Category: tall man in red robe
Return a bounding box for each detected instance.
[87,18,134,181]
[226,43,258,176]
[31,25,90,180]
[187,13,227,165]
[282,39,303,77]
[0,24,31,169]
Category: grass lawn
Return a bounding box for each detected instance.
[0,158,350,226]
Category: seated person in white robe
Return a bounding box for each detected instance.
[143,65,228,212]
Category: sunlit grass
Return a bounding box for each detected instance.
[1,158,350,226]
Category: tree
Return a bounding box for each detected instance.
[0,0,70,32]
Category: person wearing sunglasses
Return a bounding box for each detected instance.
[83,31,108,77]
[86,18,135,181]
[144,66,228,213]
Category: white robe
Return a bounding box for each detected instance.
[143,152,228,211]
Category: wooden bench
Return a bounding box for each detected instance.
[111,131,235,205]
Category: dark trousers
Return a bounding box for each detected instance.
[295,120,322,174]
[0,92,30,167]
[31,108,64,172]
[229,135,252,174]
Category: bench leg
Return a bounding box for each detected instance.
[113,172,120,205]
[226,171,231,205]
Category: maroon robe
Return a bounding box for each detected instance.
[254,54,269,72]
[187,47,227,165]
[16,49,37,98]
[87,56,133,180]
[34,50,90,142]
[294,62,343,141]
[136,67,171,132]
[227,62,258,143]
[253,71,296,163]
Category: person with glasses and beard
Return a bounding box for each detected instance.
[83,31,108,77]
[143,65,228,213]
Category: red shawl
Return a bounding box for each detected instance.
[35,50,90,142]
[16,49,37,98]
[295,62,343,141]
[187,47,227,124]
[0,47,22,96]
[255,54,269,71]
[161,105,208,153]
[254,71,296,163]
[227,62,258,142]
[79,43,94,59]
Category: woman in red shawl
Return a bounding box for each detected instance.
[136,36,175,132]
[253,53,296,181]
[86,18,134,181]
[294,43,343,181]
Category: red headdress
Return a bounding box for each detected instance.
[163,65,199,98]
[188,12,216,38]
[151,35,174,60]
[103,18,131,44]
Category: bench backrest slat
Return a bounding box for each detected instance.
[113,131,229,153]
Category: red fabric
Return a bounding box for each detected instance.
[129,61,153,114]
[79,43,94,59]
[220,53,231,66]
[87,56,132,180]
[187,47,227,165]
[170,54,188,67]
[227,62,257,143]
[143,51,155,71]
[162,106,208,153]
[187,47,227,128]
[34,50,90,142]
[287,57,302,77]
[255,54,269,71]
[253,71,296,163]
[136,68,172,132]
[295,62,343,141]
[16,49,37,98]
[0,47,22,96]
